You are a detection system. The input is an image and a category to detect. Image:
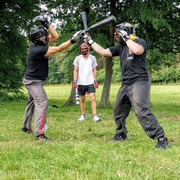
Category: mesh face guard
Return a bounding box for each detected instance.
[29,25,49,45]
[80,43,89,55]
[115,22,135,35]
[114,22,135,44]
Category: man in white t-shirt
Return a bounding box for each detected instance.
[73,43,101,122]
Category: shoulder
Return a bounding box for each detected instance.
[30,44,48,54]
[109,45,121,56]
[136,39,147,49]
[74,55,82,62]
[89,54,96,60]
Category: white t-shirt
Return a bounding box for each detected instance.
[73,54,97,85]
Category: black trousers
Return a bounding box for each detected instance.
[113,80,165,139]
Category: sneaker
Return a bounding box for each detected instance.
[155,137,169,149]
[78,114,86,121]
[35,134,48,141]
[92,115,101,122]
[110,134,128,141]
[21,127,33,134]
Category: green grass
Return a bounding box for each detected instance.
[0,84,179,180]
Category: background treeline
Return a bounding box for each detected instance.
[0,0,179,96]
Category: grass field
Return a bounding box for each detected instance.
[0,84,179,180]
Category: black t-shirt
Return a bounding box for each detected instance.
[109,39,149,85]
[24,44,49,81]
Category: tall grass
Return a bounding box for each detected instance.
[0,84,179,180]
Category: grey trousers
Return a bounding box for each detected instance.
[113,80,165,139]
[23,78,48,136]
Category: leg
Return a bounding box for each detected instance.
[89,92,96,115]
[130,80,165,139]
[113,86,132,137]
[88,84,101,122]
[22,90,34,130]
[79,95,86,115]
[77,85,87,120]
[89,92,101,122]
[26,80,48,137]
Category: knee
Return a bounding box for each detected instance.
[135,107,149,119]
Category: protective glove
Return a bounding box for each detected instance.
[119,30,130,42]
[33,15,50,29]
[72,79,78,88]
[70,30,83,44]
[83,33,94,46]
[93,80,99,88]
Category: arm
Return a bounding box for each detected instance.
[45,30,83,56]
[73,65,79,81]
[45,40,72,56]
[126,39,144,55]
[33,16,59,42]
[92,67,97,80]
[48,25,59,43]
[84,34,112,57]
[91,42,112,57]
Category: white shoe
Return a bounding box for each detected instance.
[78,114,86,121]
[92,115,101,122]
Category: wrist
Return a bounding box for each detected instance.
[70,39,76,44]
[124,36,130,42]
[88,39,94,46]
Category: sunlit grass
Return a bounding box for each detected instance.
[0,84,179,179]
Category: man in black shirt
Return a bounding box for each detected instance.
[83,22,169,149]
[22,16,82,140]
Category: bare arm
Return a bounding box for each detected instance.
[47,25,59,43]
[73,66,78,81]
[45,40,72,57]
[126,39,144,55]
[92,67,97,80]
[91,42,112,57]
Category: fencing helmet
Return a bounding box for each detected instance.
[28,25,49,45]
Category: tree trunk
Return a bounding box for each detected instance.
[99,57,113,107]
[64,86,76,106]
[99,8,115,107]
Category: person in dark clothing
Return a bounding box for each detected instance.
[22,16,82,140]
[83,22,169,149]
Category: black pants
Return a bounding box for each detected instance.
[113,80,165,139]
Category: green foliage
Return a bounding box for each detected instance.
[152,67,180,83]
[0,1,43,92]
[1,0,179,95]
[0,91,26,102]
[97,57,122,84]
[147,49,177,71]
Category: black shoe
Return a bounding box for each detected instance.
[21,127,33,134]
[35,134,48,141]
[155,137,169,149]
[110,134,128,141]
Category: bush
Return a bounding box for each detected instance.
[152,67,180,83]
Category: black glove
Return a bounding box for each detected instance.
[33,15,50,29]
[83,33,94,46]
[119,30,130,42]
[70,30,83,44]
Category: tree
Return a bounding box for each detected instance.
[1,0,179,104]
[0,1,45,92]
[45,0,179,107]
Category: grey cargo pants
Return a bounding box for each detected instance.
[23,78,48,136]
[113,80,165,139]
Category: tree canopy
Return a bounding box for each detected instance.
[0,0,179,100]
